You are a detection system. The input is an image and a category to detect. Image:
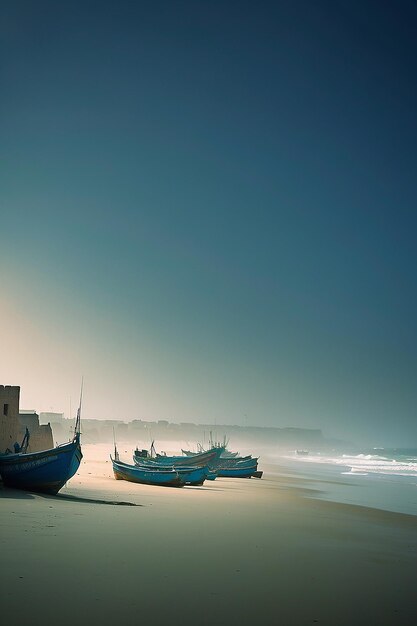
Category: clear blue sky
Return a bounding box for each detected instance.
[1,1,416,445]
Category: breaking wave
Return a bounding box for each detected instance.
[292,449,417,477]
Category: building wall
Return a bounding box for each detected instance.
[39,412,64,425]
[24,424,54,453]
[0,385,21,453]
[18,413,40,431]
[18,412,54,452]
[0,386,55,454]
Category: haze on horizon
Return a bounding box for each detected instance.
[1,1,416,447]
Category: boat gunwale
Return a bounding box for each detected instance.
[0,438,80,466]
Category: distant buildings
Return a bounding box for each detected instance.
[1,383,329,454]
[61,415,326,449]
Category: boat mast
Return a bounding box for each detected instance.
[74,378,83,438]
[113,427,119,461]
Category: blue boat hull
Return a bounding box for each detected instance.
[112,458,185,487]
[217,465,259,478]
[0,438,82,495]
[215,456,257,469]
[133,460,209,485]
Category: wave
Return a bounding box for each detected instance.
[342,453,388,461]
[292,451,417,477]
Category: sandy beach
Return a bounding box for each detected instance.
[1,444,416,626]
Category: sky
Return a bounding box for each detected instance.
[1,1,417,445]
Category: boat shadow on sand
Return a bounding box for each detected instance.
[0,485,35,499]
[0,485,140,506]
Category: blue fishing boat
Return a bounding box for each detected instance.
[133,458,211,486]
[182,446,240,459]
[217,465,261,478]
[0,389,83,495]
[182,434,239,459]
[169,465,209,486]
[133,444,223,468]
[217,456,258,469]
[112,455,185,487]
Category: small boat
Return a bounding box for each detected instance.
[112,454,185,487]
[175,466,209,486]
[216,465,260,478]
[220,448,239,458]
[182,447,240,459]
[133,444,223,468]
[217,456,258,470]
[296,450,309,456]
[133,459,211,486]
[0,388,83,495]
[182,434,240,459]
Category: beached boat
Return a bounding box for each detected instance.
[220,450,239,459]
[182,447,240,459]
[133,459,211,486]
[0,390,83,495]
[174,466,209,486]
[217,456,258,469]
[216,465,261,478]
[181,449,204,457]
[181,434,240,459]
[133,445,223,468]
[112,456,185,487]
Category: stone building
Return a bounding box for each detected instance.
[0,385,22,453]
[39,411,64,425]
[0,385,54,453]
[19,411,54,452]
[18,410,41,432]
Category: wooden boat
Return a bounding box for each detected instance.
[133,445,223,468]
[216,465,260,478]
[182,447,239,459]
[133,458,210,486]
[0,389,83,495]
[112,456,185,487]
[182,448,199,457]
[220,451,239,459]
[217,456,258,469]
[181,434,240,459]
[133,440,158,460]
[175,466,209,486]
[133,457,211,485]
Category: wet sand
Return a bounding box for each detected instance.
[1,444,416,626]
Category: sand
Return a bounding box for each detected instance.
[1,444,416,626]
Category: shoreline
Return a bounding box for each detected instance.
[263,455,417,516]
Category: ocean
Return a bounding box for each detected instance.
[275,448,417,516]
